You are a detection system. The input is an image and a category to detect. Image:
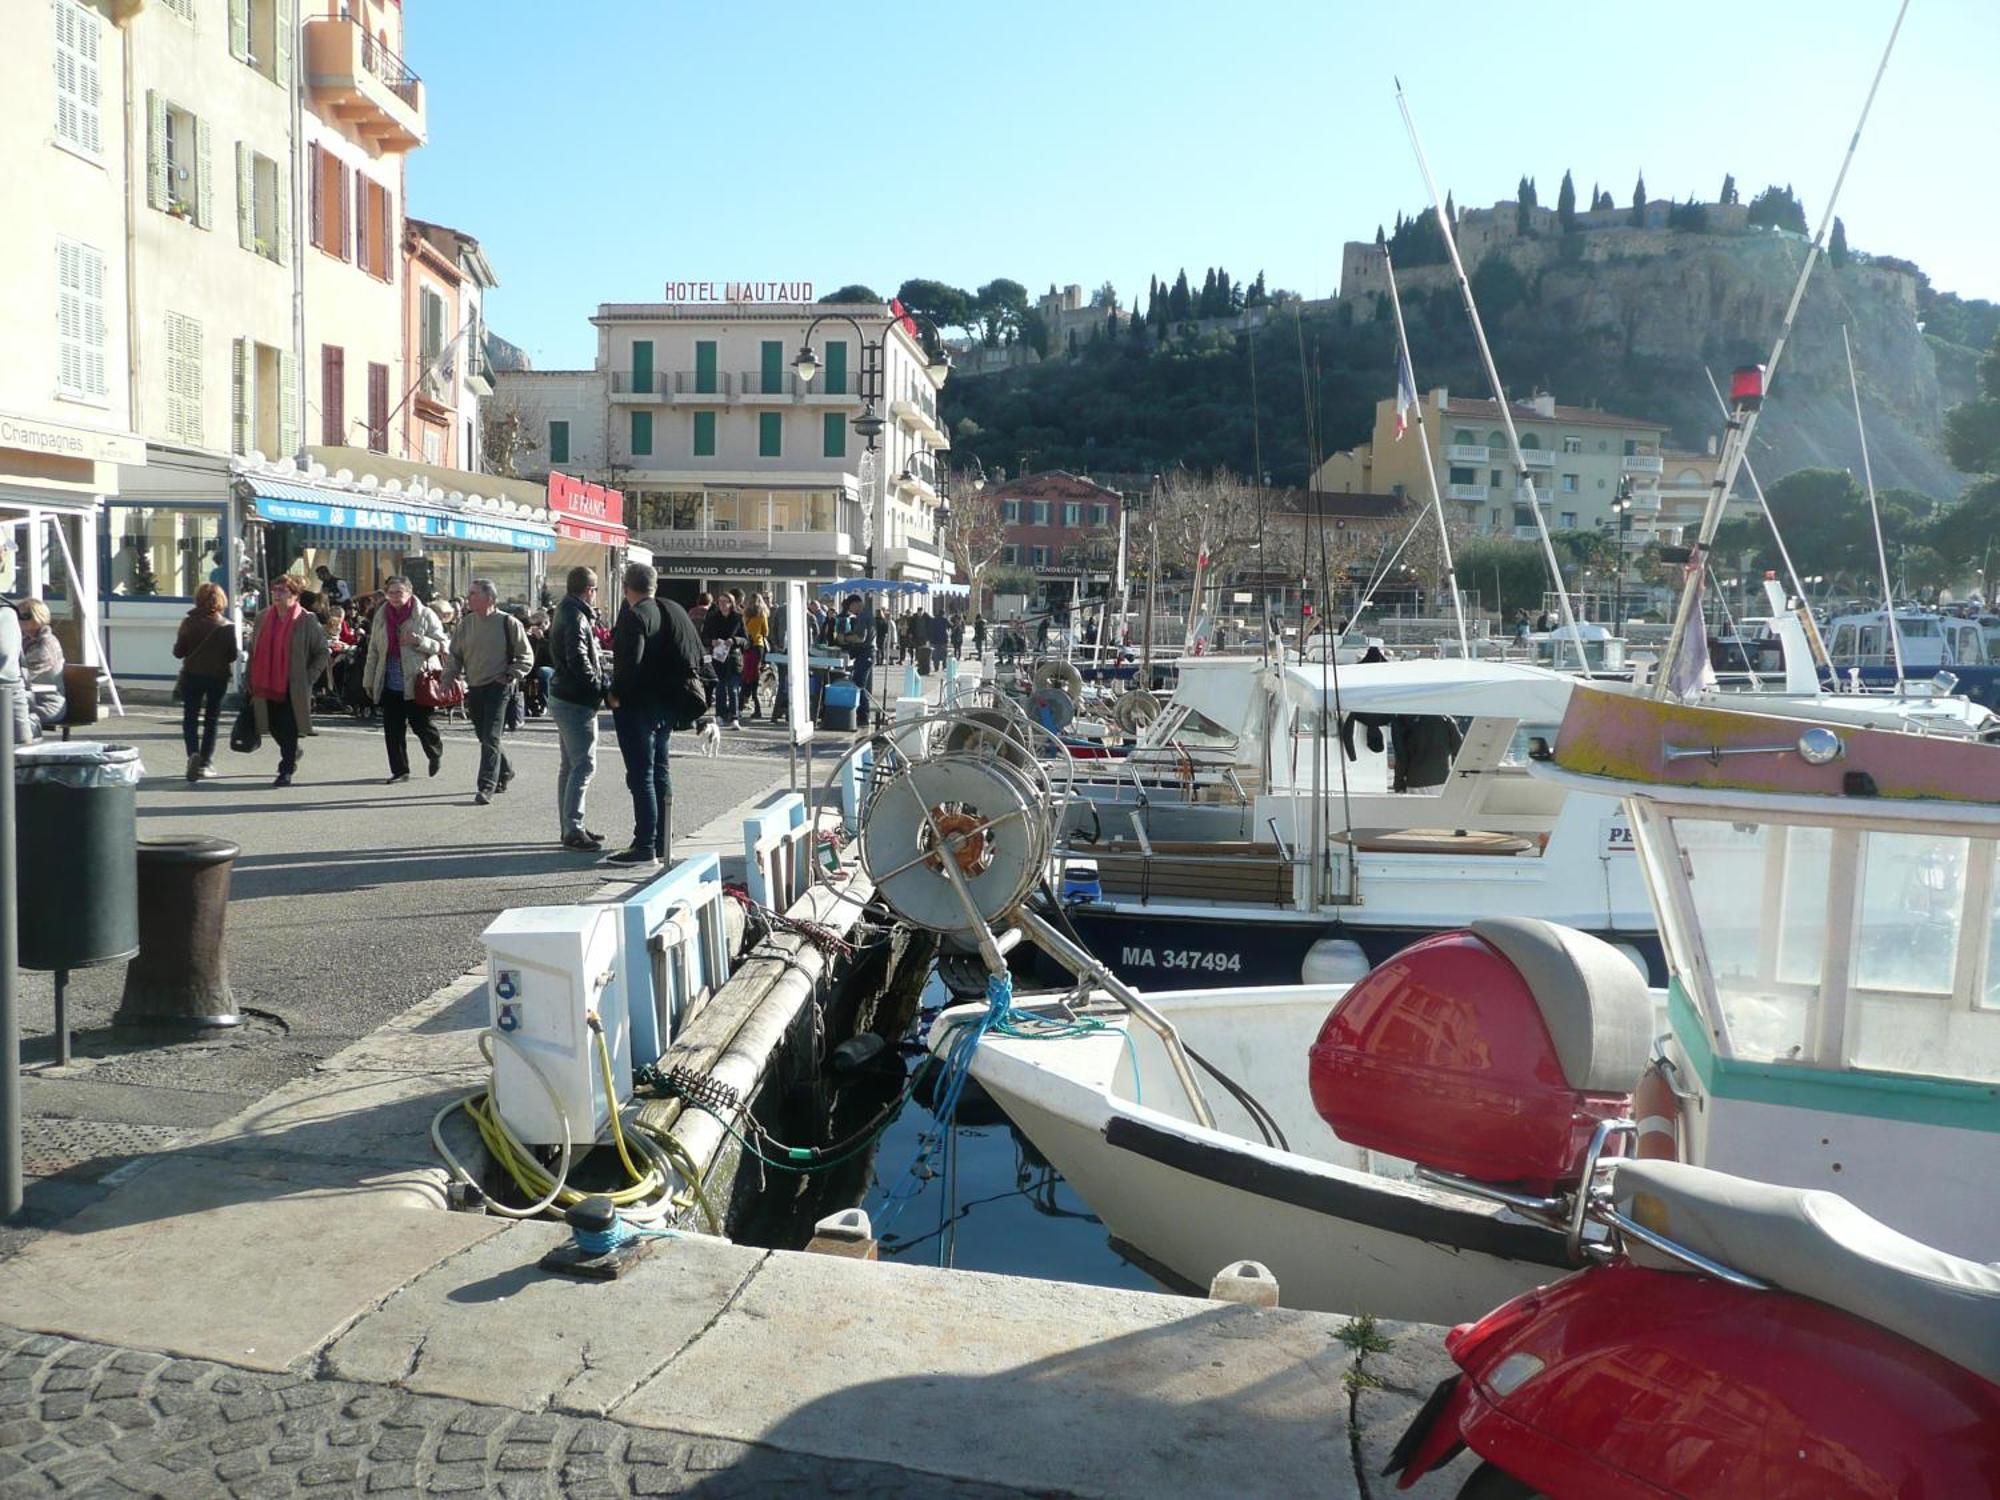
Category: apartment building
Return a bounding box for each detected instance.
[985,471,1122,592]
[493,300,953,605]
[402,218,497,472]
[1317,388,1674,538]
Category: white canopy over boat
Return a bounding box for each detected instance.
[1280,657,1585,723]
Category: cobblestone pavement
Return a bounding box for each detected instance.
[0,1328,1040,1500]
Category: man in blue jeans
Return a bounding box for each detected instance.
[444,578,531,805]
[604,563,703,870]
[546,565,608,852]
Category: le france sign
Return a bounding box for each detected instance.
[547,471,626,545]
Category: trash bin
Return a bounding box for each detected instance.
[14,741,143,1064]
[116,836,241,1028]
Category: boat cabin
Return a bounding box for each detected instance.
[1826,609,1989,670]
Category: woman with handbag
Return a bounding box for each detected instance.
[700,591,749,729]
[245,573,330,788]
[174,581,238,781]
[740,594,768,722]
[362,575,449,784]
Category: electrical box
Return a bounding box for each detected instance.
[483,905,629,1149]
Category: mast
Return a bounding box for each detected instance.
[1845,325,1907,681]
[1654,0,1911,697]
[1382,246,1470,656]
[1395,81,1588,676]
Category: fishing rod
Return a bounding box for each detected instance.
[1382,245,1471,656]
[1844,324,1907,682]
[1655,0,1911,698]
[1395,79,1589,676]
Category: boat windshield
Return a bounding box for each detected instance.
[1647,813,2000,1084]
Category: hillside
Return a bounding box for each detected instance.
[940,233,1986,499]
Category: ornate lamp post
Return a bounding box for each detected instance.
[1609,477,1635,627]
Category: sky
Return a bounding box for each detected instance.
[405,0,2000,371]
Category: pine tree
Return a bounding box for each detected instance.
[1106,306,1120,339]
[1557,169,1577,232]
[1719,173,1738,206]
[1830,216,1850,267]
[1444,191,1456,224]
[1245,270,1268,308]
[1168,269,1191,322]
[1146,276,1159,326]
[1630,174,1647,227]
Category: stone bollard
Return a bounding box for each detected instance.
[1208,1259,1280,1307]
[806,1207,878,1261]
[115,835,241,1028]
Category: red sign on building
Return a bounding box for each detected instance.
[547,471,627,546]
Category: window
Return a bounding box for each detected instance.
[55,239,108,403]
[231,338,294,458]
[230,0,294,87]
[758,411,782,458]
[1448,466,1475,486]
[1562,434,1583,453]
[308,145,349,259]
[1559,511,1578,530]
[693,340,717,395]
[1513,506,1534,528]
[760,340,784,396]
[824,340,848,395]
[548,419,570,465]
[53,0,104,159]
[1001,544,1020,565]
[692,410,715,457]
[1452,428,1475,445]
[822,411,846,459]
[418,288,447,395]
[159,0,193,18]
[631,339,654,395]
[1518,434,1541,450]
[353,172,393,280]
[1560,473,1579,493]
[1623,438,1638,456]
[1030,501,1050,525]
[366,362,388,452]
[148,93,210,225]
[320,345,344,444]
[1029,545,1050,568]
[630,410,653,457]
[1490,470,1504,488]
[1489,508,1502,530]
[105,504,223,600]
[1002,500,1020,522]
[236,145,286,263]
[163,312,203,445]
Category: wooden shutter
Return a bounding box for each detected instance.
[276,158,292,266]
[759,412,781,458]
[53,0,102,157]
[694,340,716,395]
[367,362,388,452]
[146,91,168,209]
[194,116,213,228]
[55,242,84,398]
[631,410,652,457]
[353,172,368,273]
[228,0,249,63]
[631,340,653,395]
[321,345,344,445]
[274,0,295,87]
[78,243,106,398]
[308,146,322,248]
[379,184,394,284]
[338,161,351,261]
[231,338,251,455]
[279,351,298,459]
[760,340,782,395]
[236,143,255,249]
[692,410,714,457]
[823,412,846,459]
[825,340,847,395]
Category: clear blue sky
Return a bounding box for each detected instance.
[405,0,1998,371]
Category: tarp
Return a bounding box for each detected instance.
[1281,657,1584,723]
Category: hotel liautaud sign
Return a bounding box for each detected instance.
[663,281,813,303]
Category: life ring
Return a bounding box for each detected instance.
[1632,1059,1682,1161]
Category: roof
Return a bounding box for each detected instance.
[1282,657,1581,722]
[405,218,498,288]
[1273,489,1407,520]
[1436,397,1666,433]
[983,470,1124,502]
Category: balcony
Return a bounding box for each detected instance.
[802,380,862,407]
[1520,448,1556,469]
[1445,482,1489,502]
[610,371,669,401]
[738,371,801,403]
[463,342,492,399]
[1445,444,1489,464]
[1621,452,1664,473]
[671,371,733,402]
[304,13,425,153]
[1514,525,1547,543]
[892,388,949,447]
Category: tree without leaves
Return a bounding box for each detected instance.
[1148,469,1266,582]
[938,468,1012,606]
[480,391,544,479]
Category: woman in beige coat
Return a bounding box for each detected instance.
[246,573,330,787]
[362,575,449,783]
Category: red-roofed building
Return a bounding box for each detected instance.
[986,470,1124,601]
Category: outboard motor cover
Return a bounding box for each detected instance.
[1307,921,1653,1194]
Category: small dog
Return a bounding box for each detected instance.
[692,716,722,757]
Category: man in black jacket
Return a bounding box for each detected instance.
[547,566,608,852]
[604,562,703,869]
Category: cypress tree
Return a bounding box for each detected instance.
[1557,169,1577,232]
[1630,174,1647,227]
[1830,216,1850,267]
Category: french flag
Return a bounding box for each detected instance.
[1393,350,1418,441]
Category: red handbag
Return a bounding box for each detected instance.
[413,667,464,710]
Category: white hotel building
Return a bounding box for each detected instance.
[494,300,953,605]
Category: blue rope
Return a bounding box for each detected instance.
[572,1217,680,1257]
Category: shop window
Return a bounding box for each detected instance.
[53,0,104,159]
[549,419,570,465]
[758,411,782,458]
[691,411,715,457]
[105,504,223,600]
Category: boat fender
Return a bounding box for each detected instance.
[1301,937,1371,986]
[1632,1060,1681,1161]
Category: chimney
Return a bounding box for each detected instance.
[1531,392,1556,418]
[1706,434,1718,456]
[1431,387,1448,409]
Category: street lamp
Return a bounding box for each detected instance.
[1608,477,1635,629]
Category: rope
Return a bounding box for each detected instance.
[572,1217,683,1256]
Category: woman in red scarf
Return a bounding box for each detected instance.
[247,574,330,787]
[361,575,449,783]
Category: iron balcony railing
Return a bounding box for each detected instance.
[338,9,421,106]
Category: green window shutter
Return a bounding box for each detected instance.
[231,338,250,455]
[228,0,249,62]
[822,411,846,459]
[694,340,716,394]
[194,115,213,228]
[549,420,570,464]
[759,411,781,458]
[146,92,167,210]
[279,349,298,459]
[760,340,783,395]
[692,410,715,457]
[825,340,847,395]
[274,0,294,87]
[236,142,253,249]
[631,410,653,457]
[276,162,291,265]
[631,339,654,394]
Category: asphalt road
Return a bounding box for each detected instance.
[13,703,796,1175]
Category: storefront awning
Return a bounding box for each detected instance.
[247,476,555,553]
[556,517,628,547]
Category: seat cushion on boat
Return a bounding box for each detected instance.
[1470,918,1651,1093]
[1613,1158,2000,1386]
[1335,828,1535,856]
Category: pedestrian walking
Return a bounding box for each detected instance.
[362,575,448,785]
[973,614,987,660]
[949,612,965,661]
[605,562,703,869]
[246,573,330,788]
[928,608,949,669]
[702,591,749,728]
[444,578,531,805]
[548,566,609,852]
[742,594,769,722]
[173,581,238,780]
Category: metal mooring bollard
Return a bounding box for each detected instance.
[115,836,242,1028]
